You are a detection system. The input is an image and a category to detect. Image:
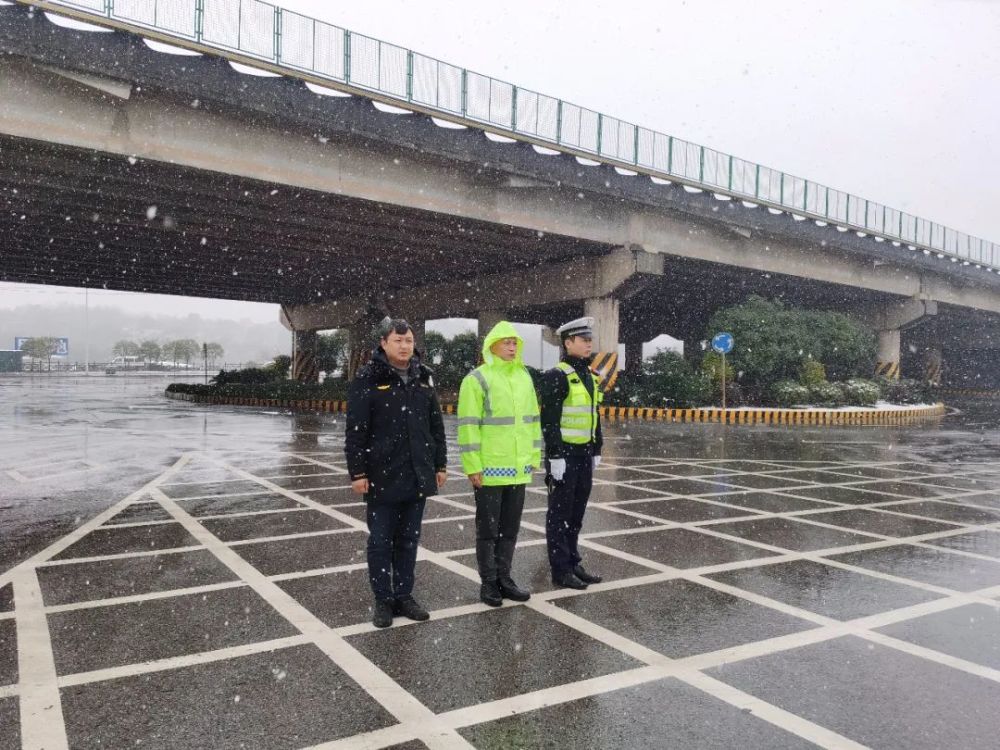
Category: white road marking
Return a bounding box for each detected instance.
[13,566,69,750]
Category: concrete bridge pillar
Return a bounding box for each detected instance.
[864,297,938,380]
[584,297,620,353]
[291,329,319,383]
[875,329,902,380]
[584,296,621,386]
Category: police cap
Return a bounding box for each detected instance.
[556,316,594,341]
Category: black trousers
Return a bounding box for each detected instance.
[474,484,526,582]
[546,456,593,575]
[366,498,426,601]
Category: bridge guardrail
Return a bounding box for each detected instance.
[14,0,1000,271]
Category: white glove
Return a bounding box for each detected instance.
[593,456,602,469]
[549,458,566,481]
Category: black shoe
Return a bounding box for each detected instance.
[394,595,429,622]
[480,581,503,607]
[498,576,531,602]
[372,598,394,628]
[552,571,588,590]
[573,565,603,585]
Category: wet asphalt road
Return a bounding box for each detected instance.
[2,374,1000,749]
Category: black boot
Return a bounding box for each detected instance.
[476,539,498,583]
[372,598,394,628]
[394,595,429,621]
[498,578,530,601]
[552,571,588,590]
[496,538,530,601]
[573,565,603,584]
[480,581,503,607]
[476,539,502,606]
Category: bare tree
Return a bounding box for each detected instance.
[205,342,225,368]
[177,339,199,368]
[138,340,162,364]
[112,340,140,360]
[20,337,59,372]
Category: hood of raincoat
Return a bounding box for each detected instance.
[481,321,524,369]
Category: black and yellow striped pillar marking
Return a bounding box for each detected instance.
[874,360,900,379]
[591,351,621,392]
[925,359,942,386]
[292,350,320,383]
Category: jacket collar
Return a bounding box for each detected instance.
[562,354,594,374]
[372,346,425,380]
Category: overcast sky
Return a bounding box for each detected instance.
[2,0,997,322]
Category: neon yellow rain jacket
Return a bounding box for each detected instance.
[457,321,542,485]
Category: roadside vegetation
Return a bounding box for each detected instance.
[168,301,938,408]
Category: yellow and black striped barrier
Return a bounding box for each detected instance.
[164,391,946,426]
[596,403,945,425]
[291,350,320,383]
[591,351,620,392]
[874,360,900,379]
[925,359,942,386]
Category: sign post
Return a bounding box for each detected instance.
[711,332,734,410]
[203,342,209,385]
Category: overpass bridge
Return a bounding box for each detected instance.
[2,0,999,385]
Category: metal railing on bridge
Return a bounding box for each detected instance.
[13,0,1000,271]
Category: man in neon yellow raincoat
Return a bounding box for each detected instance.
[457,321,542,606]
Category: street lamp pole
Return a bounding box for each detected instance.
[84,287,90,376]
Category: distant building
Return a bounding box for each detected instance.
[0,350,24,373]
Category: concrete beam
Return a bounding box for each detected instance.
[866,297,938,332]
[38,63,133,100]
[282,246,662,331]
[4,57,999,317]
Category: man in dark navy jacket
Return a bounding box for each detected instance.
[345,319,447,628]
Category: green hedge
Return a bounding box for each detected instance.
[706,296,876,399]
[808,382,847,407]
[167,379,349,401]
[877,377,935,405]
[606,351,711,409]
[843,379,881,406]
[769,380,810,407]
[769,378,886,407]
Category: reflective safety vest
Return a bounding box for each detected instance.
[457,324,543,486]
[556,361,602,444]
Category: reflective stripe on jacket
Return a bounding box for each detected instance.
[457,321,542,485]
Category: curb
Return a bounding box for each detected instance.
[598,403,946,425]
[164,391,946,426]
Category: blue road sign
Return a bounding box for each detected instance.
[14,337,69,356]
[711,332,734,355]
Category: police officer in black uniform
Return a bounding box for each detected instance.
[540,317,604,589]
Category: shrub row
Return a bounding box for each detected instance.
[167,379,348,401]
[767,377,932,407]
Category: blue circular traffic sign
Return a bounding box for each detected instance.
[711,332,734,354]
